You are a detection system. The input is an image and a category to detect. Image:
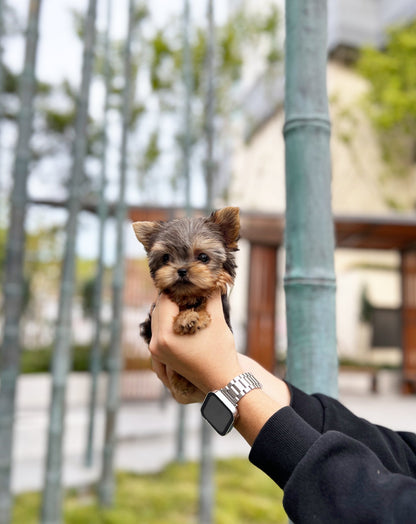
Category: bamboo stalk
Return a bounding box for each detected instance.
[0,2,42,523]
[0,0,5,190]
[98,0,134,506]
[40,1,97,522]
[199,1,216,523]
[283,0,338,397]
[84,0,112,469]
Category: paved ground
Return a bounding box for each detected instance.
[11,370,416,494]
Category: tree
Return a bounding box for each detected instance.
[40,0,98,521]
[0,2,43,523]
[357,21,416,177]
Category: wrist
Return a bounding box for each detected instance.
[201,371,263,436]
[235,388,283,445]
[202,364,244,394]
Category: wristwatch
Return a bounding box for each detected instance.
[201,372,262,436]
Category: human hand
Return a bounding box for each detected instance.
[149,291,243,397]
[150,357,205,404]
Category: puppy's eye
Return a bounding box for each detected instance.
[162,254,170,264]
[198,253,210,263]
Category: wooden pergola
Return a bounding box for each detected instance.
[241,212,416,394]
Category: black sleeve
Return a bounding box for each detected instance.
[249,407,416,524]
[289,384,416,477]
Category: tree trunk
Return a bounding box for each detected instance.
[283,0,338,397]
[0,2,42,523]
[98,0,134,506]
[40,1,97,522]
[84,0,112,468]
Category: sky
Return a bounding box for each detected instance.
[5,0,233,262]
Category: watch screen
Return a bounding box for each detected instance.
[202,393,234,436]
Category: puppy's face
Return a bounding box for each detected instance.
[133,207,240,301]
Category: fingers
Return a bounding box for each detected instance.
[166,367,205,404]
[151,356,169,389]
[148,290,239,394]
[151,358,204,404]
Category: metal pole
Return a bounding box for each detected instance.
[283,0,338,397]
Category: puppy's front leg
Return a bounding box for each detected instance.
[173,308,211,335]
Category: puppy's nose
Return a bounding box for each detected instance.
[177,268,187,278]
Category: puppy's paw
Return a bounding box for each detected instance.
[173,309,211,335]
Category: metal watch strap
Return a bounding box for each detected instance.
[220,372,262,406]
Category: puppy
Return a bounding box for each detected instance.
[132,207,240,394]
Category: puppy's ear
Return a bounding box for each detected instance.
[132,221,162,252]
[209,207,240,250]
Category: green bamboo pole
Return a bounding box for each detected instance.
[84,0,112,468]
[41,1,97,522]
[175,0,193,465]
[98,0,133,506]
[182,0,192,218]
[283,0,338,397]
[0,0,4,191]
[0,2,42,522]
[199,1,215,523]
[204,0,215,215]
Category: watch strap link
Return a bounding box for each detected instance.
[220,372,262,406]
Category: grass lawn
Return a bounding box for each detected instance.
[12,459,287,523]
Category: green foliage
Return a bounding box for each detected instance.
[141,2,283,196]
[44,108,75,134]
[3,64,19,97]
[81,276,96,318]
[359,286,373,324]
[357,21,416,171]
[150,29,175,91]
[138,129,161,180]
[20,345,104,374]
[12,459,286,523]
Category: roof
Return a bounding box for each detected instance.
[241,212,416,251]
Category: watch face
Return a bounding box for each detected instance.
[201,392,235,436]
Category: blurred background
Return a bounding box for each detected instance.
[1,0,416,522]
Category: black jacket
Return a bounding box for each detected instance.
[249,384,416,523]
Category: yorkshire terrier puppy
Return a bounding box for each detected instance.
[132,207,240,395]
